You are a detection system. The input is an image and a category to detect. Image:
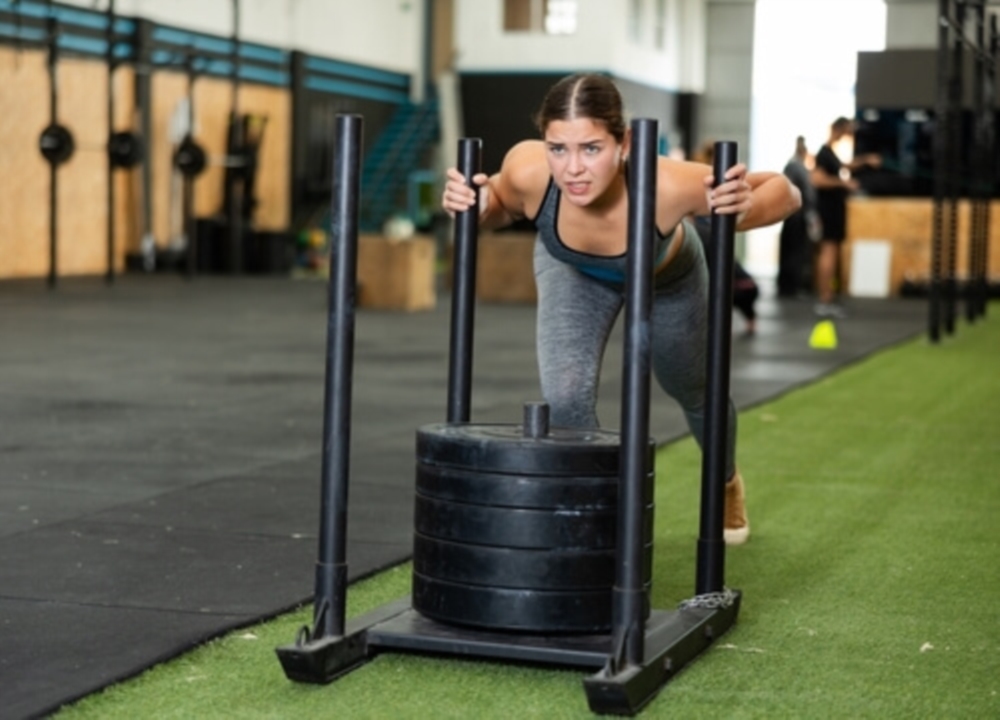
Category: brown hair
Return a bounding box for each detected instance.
[534,73,627,142]
[831,117,854,134]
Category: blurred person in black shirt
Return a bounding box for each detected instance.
[811,118,881,317]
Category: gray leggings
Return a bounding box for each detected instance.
[533,225,736,478]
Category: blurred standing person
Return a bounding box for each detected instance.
[777,136,818,298]
[811,118,880,317]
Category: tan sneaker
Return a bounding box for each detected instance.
[724,471,750,545]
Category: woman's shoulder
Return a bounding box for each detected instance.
[499,140,550,196]
[503,140,547,174]
[652,156,710,220]
[655,156,708,194]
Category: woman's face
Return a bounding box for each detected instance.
[543,117,626,207]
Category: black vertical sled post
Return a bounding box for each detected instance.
[696,141,738,595]
[446,139,482,424]
[584,133,742,717]
[312,114,364,640]
[613,117,658,668]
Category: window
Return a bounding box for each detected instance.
[504,0,577,35]
[545,0,577,34]
[628,0,643,43]
[654,0,667,51]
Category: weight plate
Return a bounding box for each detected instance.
[173,136,207,177]
[39,124,75,166]
[412,572,650,633]
[413,571,612,633]
[417,423,655,476]
[413,533,615,590]
[415,494,618,549]
[108,131,143,168]
[415,463,622,510]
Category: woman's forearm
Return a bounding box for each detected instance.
[737,175,802,231]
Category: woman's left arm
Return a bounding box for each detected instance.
[668,160,801,231]
[734,171,802,231]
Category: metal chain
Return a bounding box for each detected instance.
[679,587,738,610]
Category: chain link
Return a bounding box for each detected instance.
[678,587,738,610]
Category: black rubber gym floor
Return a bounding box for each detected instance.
[0,275,926,719]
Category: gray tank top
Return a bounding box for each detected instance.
[530,178,676,283]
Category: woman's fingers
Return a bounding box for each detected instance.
[441,170,488,216]
[705,165,751,215]
[441,170,473,213]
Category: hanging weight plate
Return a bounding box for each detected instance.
[39,123,76,166]
[173,135,207,177]
[417,423,655,476]
[108,130,143,168]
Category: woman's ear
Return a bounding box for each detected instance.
[620,129,632,163]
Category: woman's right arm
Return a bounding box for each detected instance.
[441,141,542,231]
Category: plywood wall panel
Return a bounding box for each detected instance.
[3,48,290,279]
[0,48,52,278]
[846,197,1000,294]
[58,57,110,275]
[0,50,143,278]
[112,66,142,259]
[191,75,231,218]
[237,84,290,231]
[150,73,291,247]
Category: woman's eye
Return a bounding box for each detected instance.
[584,145,601,155]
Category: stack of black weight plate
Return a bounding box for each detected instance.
[412,421,654,634]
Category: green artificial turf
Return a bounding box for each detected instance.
[57,314,1000,719]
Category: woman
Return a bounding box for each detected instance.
[442,74,801,544]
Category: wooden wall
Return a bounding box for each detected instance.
[0,47,290,280]
[0,48,130,278]
[845,197,1000,294]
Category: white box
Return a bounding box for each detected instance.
[850,240,892,298]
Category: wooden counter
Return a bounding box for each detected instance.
[845,197,1000,295]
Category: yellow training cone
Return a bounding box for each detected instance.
[809,320,838,350]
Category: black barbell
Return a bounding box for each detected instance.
[172,134,256,180]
